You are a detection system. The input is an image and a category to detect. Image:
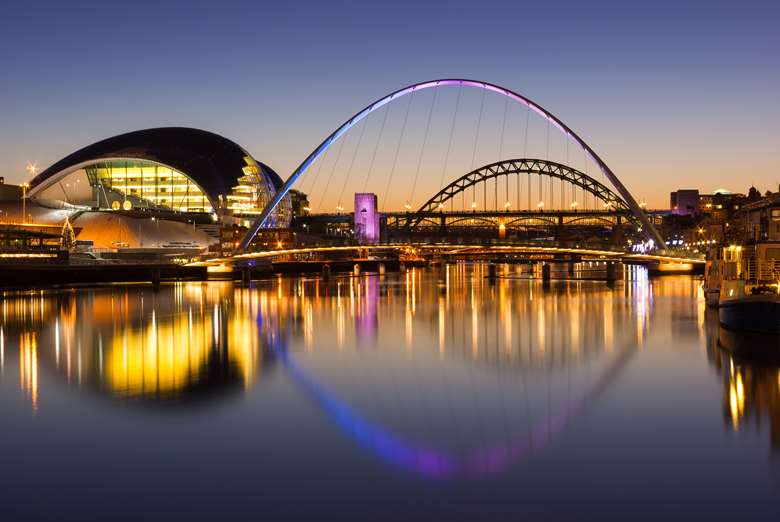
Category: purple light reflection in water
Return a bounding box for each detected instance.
[271,331,638,479]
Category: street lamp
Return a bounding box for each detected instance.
[20,182,29,224]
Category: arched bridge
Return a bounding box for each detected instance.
[394,158,639,231]
[239,79,665,250]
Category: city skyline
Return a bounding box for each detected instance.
[2,0,779,207]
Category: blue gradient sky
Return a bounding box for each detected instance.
[1,0,778,206]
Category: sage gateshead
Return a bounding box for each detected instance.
[26,127,291,228]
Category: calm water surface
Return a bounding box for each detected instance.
[1,264,779,520]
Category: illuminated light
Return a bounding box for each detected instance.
[303,206,311,212]
[504,201,511,209]
[537,201,544,208]
[336,205,344,212]
[570,201,578,209]
[276,240,283,249]
[471,201,477,209]
[0,253,58,258]
[498,223,506,231]
[404,202,412,210]
[26,162,38,176]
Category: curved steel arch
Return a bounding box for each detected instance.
[446,216,505,227]
[504,216,560,228]
[240,79,664,249]
[415,158,632,218]
[565,215,619,226]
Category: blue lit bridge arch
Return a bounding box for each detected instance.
[240,79,664,249]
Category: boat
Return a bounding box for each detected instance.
[718,243,780,333]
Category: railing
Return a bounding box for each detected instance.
[745,258,780,282]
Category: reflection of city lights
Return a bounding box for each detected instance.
[20,333,38,412]
[728,371,745,429]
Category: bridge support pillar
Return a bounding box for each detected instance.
[542,263,551,281]
[568,262,575,277]
[151,267,161,289]
[488,263,497,280]
[353,264,361,276]
[378,262,386,275]
[606,261,618,282]
[241,266,250,285]
[321,264,331,280]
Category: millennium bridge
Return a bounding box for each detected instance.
[191,79,699,269]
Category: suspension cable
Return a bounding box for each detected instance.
[440,86,463,194]
[302,143,328,203]
[409,88,438,208]
[363,103,391,193]
[336,118,368,209]
[317,132,347,212]
[523,108,531,210]
[498,96,508,162]
[471,89,486,206]
[382,89,415,211]
[499,97,509,209]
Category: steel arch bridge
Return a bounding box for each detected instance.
[400,158,638,230]
[239,78,665,250]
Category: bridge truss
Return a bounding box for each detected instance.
[395,158,640,231]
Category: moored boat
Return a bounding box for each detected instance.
[717,243,780,333]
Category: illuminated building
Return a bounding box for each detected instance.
[3,128,292,250]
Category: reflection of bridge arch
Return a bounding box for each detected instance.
[240,79,664,249]
[417,158,632,217]
[273,337,638,478]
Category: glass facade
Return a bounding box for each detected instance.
[79,157,290,225]
[86,160,213,213]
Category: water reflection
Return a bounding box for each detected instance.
[0,265,716,478]
[705,310,780,450]
[1,284,276,403]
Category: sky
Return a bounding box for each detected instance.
[1,0,778,208]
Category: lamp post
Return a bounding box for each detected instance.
[21,182,29,224]
[21,163,37,225]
